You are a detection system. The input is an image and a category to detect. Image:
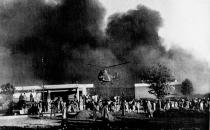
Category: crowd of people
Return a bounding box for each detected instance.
[17,93,210,119]
[17,93,79,117]
[82,95,210,118]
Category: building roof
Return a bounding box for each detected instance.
[134,81,181,88]
[134,83,150,87]
[44,84,93,90]
[15,86,42,91]
[15,84,94,91]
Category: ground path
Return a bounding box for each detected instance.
[0,115,60,128]
[0,111,208,130]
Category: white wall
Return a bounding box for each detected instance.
[135,84,156,99]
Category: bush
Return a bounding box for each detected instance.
[6,102,16,115]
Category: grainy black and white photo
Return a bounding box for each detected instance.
[0,0,209,129]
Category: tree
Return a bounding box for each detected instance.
[140,64,175,99]
[181,78,193,96]
[0,83,15,100]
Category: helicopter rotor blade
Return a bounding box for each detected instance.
[87,63,104,69]
[105,61,130,68]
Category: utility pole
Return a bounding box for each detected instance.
[41,56,45,114]
[121,92,125,116]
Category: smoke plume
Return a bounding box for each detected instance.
[106,5,210,94]
[0,1,209,94]
[0,0,108,85]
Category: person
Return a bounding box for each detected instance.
[170,100,175,109]
[132,99,136,112]
[92,101,97,121]
[74,94,77,102]
[165,100,170,110]
[128,100,133,112]
[199,100,204,111]
[207,98,210,112]
[147,101,153,118]
[185,100,190,109]
[110,101,115,112]
[121,93,125,116]
[152,101,156,111]
[47,98,51,113]
[38,101,43,117]
[79,96,83,110]
[195,98,200,110]
[174,101,178,109]
[18,94,25,109]
[62,102,67,119]
[50,97,58,118]
[125,101,129,112]
[82,95,86,110]
[143,99,147,113]
[101,99,109,121]
[156,100,162,111]
[204,98,209,112]
[73,100,79,112]
[43,100,48,112]
[30,93,34,102]
[58,97,62,112]
[23,93,27,101]
[19,93,24,101]
[136,101,141,113]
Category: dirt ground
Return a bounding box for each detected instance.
[0,115,60,128]
[0,111,208,130]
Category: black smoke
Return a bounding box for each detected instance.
[106,5,210,94]
[106,5,166,79]
[106,5,164,59]
[0,1,209,94]
[0,0,108,85]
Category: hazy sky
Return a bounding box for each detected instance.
[99,0,210,65]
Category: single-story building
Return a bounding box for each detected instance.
[134,81,181,99]
[13,84,94,102]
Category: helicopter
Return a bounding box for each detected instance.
[87,62,129,83]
